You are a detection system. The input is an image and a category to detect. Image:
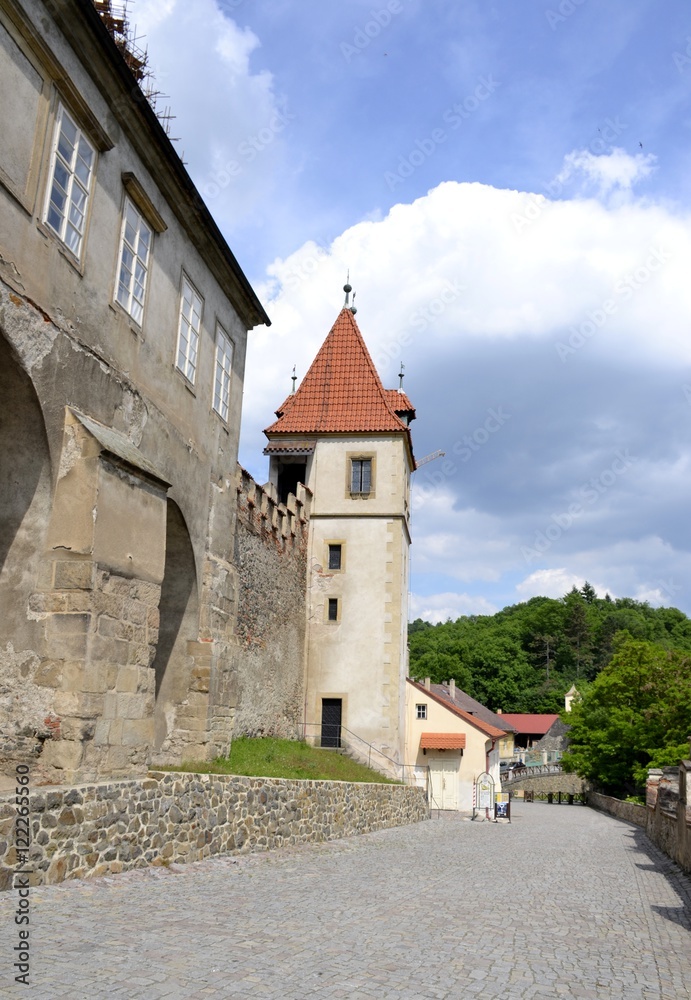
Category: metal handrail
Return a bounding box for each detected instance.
[300,722,430,794]
[501,762,563,783]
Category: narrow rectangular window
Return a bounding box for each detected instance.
[44,104,95,259]
[416,704,427,720]
[327,598,339,622]
[176,277,203,384]
[115,198,152,324]
[213,324,234,422]
[328,544,342,571]
[350,458,372,494]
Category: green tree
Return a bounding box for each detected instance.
[561,637,691,796]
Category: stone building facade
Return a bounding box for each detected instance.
[0,0,269,785]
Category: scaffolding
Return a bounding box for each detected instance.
[92,1,179,143]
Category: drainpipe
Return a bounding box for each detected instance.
[486,738,497,821]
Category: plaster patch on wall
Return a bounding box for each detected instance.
[0,279,58,371]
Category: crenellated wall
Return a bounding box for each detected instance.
[232,468,311,738]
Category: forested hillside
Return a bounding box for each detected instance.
[408,584,691,714]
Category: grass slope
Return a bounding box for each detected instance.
[167,737,397,783]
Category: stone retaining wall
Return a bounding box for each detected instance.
[0,771,429,890]
[646,763,691,875]
[587,791,646,828]
[506,772,586,796]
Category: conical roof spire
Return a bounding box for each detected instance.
[265,307,409,435]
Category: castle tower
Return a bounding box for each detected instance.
[264,291,415,770]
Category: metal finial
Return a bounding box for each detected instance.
[350,291,357,315]
[343,270,352,307]
[291,365,297,395]
[398,363,405,391]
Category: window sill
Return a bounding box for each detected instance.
[36,221,85,276]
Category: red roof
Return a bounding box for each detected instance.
[499,714,560,735]
[385,389,416,418]
[420,732,466,750]
[264,308,411,436]
[408,679,506,740]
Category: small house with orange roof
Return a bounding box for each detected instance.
[405,678,507,812]
[263,284,416,771]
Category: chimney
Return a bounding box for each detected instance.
[449,678,455,700]
[424,677,431,691]
[496,708,502,715]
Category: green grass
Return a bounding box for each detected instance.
[160,736,398,783]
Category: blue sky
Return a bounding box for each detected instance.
[137,0,691,620]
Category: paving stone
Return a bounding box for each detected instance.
[1,803,690,998]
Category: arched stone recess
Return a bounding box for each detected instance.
[0,331,54,776]
[152,499,210,765]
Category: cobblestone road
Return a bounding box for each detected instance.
[2,803,690,999]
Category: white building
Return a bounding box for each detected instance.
[264,291,415,770]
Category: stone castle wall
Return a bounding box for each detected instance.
[506,771,586,796]
[646,763,691,875]
[232,469,311,739]
[588,791,646,828]
[0,771,428,889]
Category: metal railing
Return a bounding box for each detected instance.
[501,762,563,783]
[300,722,429,794]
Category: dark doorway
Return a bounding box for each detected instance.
[0,333,51,648]
[321,698,342,748]
[153,499,199,751]
[277,462,306,505]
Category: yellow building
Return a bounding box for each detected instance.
[405,679,507,812]
[264,290,415,770]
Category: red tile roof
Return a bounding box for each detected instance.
[264,308,412,436]
[385,389,416,419]
[408,679,506,739]
[499,714,560,735]
[420,732,467,750]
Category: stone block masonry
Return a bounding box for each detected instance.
[646,762,691,875]
[0,771,428,889]
[233,468,311,738]
[588,790,646,828]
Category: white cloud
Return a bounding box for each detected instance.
[556,146,657,197]
[515,569,608,601]
[239,178,691,615]
[133,0,287,230]
[409,592,499,624]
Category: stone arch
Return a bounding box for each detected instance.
[0,331,52,648]
[152,499,204,760]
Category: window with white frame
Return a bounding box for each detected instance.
[416,704,427,720]
[44,104,95,259]
[213,323,234,421]
[115,198,152,324]
[176,277,202,384]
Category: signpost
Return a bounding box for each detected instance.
[472,772,495,821]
